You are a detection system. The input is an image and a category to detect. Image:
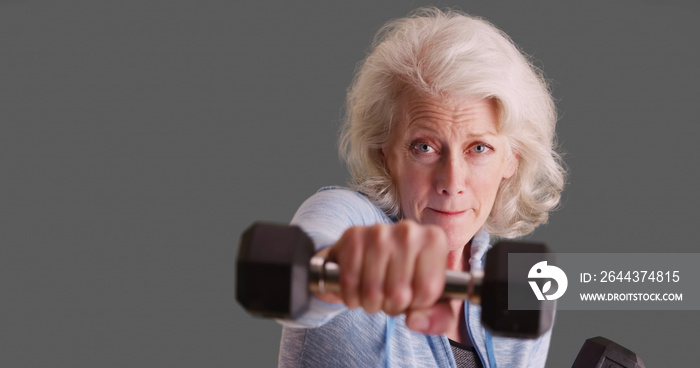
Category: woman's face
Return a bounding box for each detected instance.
[382,93,517,250]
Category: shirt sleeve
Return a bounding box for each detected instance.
[276,187,392,328]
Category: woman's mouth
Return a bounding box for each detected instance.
[430,208,467,216]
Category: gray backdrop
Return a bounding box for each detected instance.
[2,0,699,366]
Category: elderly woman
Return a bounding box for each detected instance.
[278,7,565,368]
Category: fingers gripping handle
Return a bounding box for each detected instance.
[309,254,484,305]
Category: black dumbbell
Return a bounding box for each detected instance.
[572,336,646,368]
[236,222,556,338]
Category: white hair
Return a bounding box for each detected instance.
[339,7,566,238]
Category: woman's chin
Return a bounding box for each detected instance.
[421,211,482,247]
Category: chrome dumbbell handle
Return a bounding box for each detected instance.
[309,255,484,305]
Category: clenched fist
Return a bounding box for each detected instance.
[314,220,459,334]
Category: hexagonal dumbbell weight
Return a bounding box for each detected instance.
[236,222,556,338]
[572,336,646,368]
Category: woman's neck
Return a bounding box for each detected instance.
[446,240,471,272]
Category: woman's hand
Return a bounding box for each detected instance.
[315,220,458,334]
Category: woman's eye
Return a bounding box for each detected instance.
[413,142,435,153]
[472,144,491,154]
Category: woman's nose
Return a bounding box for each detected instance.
[436,154,467,196]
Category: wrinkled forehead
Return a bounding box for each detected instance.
[392,89,506,134]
